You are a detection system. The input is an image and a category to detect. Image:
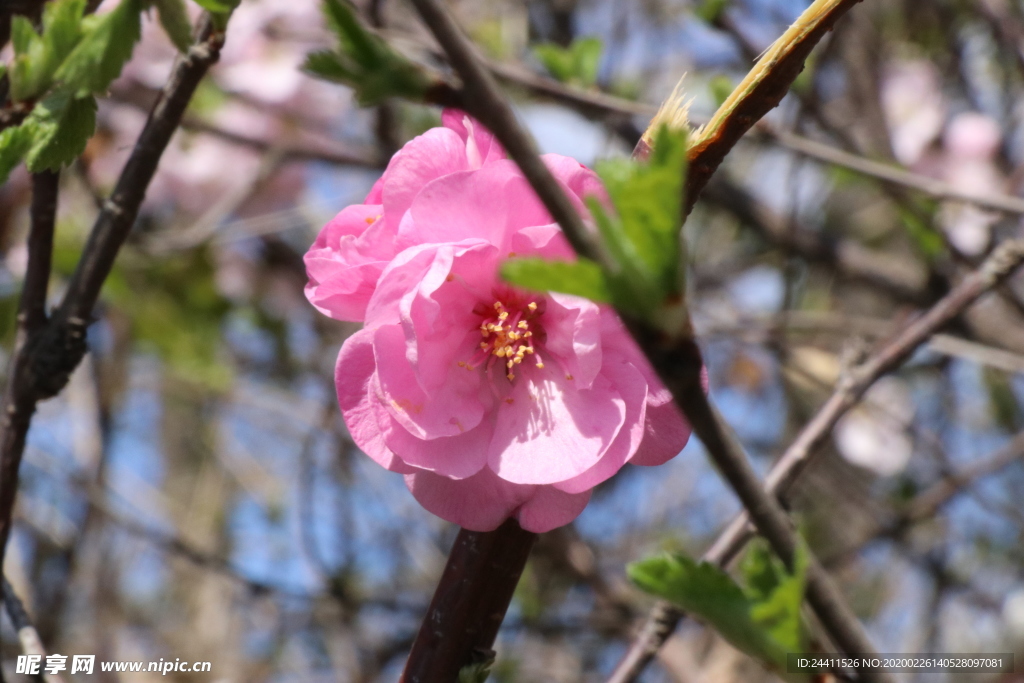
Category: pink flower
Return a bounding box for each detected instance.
[305,111,692,532]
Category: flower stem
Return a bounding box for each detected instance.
[401,519,537,683]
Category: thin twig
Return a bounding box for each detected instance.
[2,577,67,683]
[612,239,1024,683]
[407,0,605,268]
[0,16,226,572]
[759,125,1024,215]
[675,0,865,214]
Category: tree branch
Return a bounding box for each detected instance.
[407,0,605,269]
[399,520,537,683]
[2,576,67,683]
[672,0,866,214]
[610,238,1024,682]
[0,16,226,573]
[406,0,889,679]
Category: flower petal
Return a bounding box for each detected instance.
[542,293,603,390]
[381,127,471,231]
[516,485,591,533]
[442,110,505,167]
[488,367,625,485]
[553,352,648,493]
[373,324,487,439]
[405,467,533,532]
[304,205,394,322]
[384,420,492,479]
[335,328,415,474]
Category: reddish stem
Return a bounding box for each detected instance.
[400,519,537,683]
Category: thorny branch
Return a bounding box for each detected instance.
[0,16,226,573]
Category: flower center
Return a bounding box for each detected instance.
[459,300,545,381]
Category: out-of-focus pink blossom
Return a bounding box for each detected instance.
[938,112,1004,256]
[882,61,944,167]
[305,111,693,532]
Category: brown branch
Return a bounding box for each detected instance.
[54,21,224,325]
[757,125,1024,216]
[399,520,537,683]
[21,172,58,330]
[0,16,226,572]
[619,328,891,683]
[610,238,1024,683]
[2,576,66,683]
[0,171,61,581]
[676,0,866,214]
[407,0,605,268]
[407,0,889,679]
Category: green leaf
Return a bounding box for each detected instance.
[11,16,36,55]
[743,541,808,652]
[628,548,811,679]
[190,0,239,14]
[153,0,194,52]
[189,0,239,28]
[7,0,86,101]
[457,659,493,683]
[695,0,731,23]
[24,91,97,172]
[596,125,687,290]
[42,0,87,64]
[55,0,145,97]
[303,0,436,106]
[533,36,603,87]
[501,257,612,303]
[0,124,35,184]
[897,204,944,259]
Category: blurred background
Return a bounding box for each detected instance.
[2,0,1024,680]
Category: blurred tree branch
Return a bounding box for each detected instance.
[2,576,66,683]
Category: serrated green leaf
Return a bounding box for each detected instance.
[629,549,811,680]
[743,541,807,652]
[304,0,435,106]
[43,0,87,62]
[7,0,86,101]
[559,124,690,323]
[55,0,144,97]
[594,124,687,293]
[24,92,97,172]
[153,0,194,52]
[500,257,612,303]
[629,553,789,666]
[0,124,35,184]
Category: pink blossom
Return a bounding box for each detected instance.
[305,111,692,532]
